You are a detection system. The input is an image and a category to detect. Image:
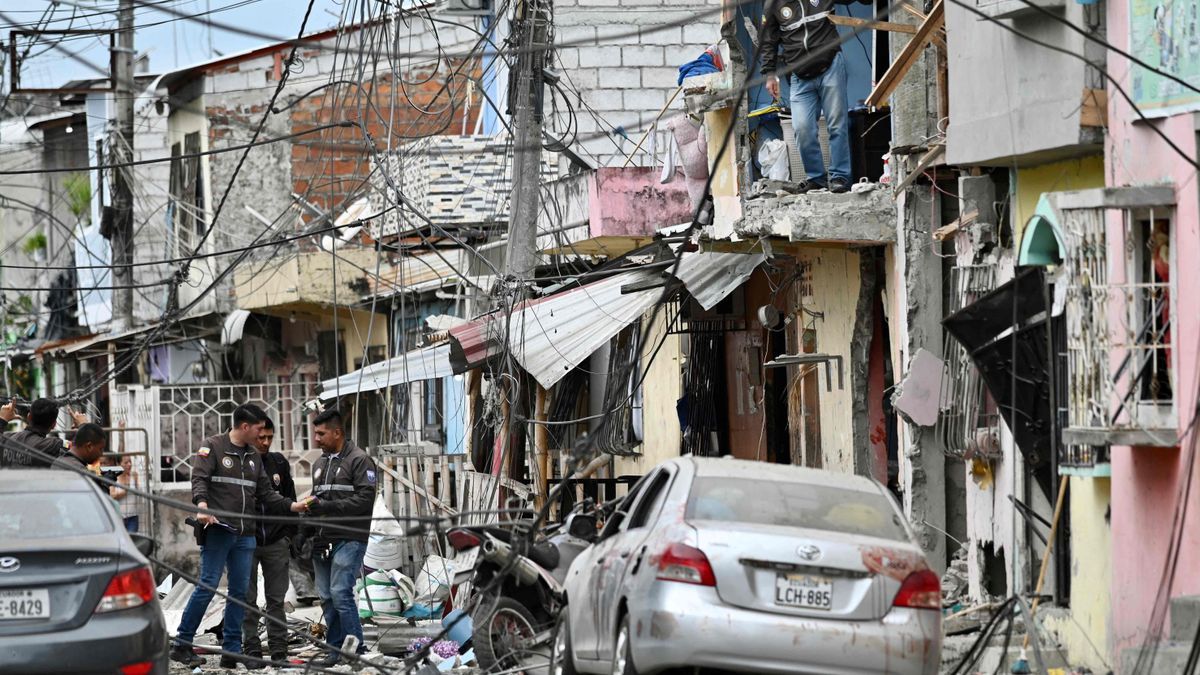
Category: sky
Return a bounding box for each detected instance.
[3,0,347,91]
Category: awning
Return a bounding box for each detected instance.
[449,252,764,389]
[221,310,252,345]
[319,343,453,400]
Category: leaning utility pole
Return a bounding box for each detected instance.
[110,0,135,330]
[502,0,550,283]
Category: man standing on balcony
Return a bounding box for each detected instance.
[169,404,309,670]
[762,0,870,193]
[241,417,298,666]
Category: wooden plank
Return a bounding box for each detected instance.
[866,0,944,108]
[827,15,917,34]
[1080,87,1108,128]
[935,42,949,125]
[891,144,946,196]
[534,386,550,509]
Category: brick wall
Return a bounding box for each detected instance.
[552,0,721,168]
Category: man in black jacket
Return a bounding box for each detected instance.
[0,398,88,467]
[241,417,297,665]
[170,404,309,669]
[305,407,376,667]
[761,0,871,193]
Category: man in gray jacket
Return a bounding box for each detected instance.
[169,404,308,669]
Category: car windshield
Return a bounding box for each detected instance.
[0,492,112,540]
[686,477,909,542]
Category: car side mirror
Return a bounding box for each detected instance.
[566,513,598,542]
[130,533,157,558]
[599,511,627,541]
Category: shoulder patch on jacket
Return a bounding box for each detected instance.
[366,470,376,484]
[198,446,211,458]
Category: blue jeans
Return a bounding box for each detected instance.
[123,515,139,533]
[173,529,256,655]
[313,540,367,657]
[788,51,851,185]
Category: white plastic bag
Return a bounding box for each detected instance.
[758,139,790,181]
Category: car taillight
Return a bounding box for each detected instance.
[447,529,482,551]
[892,569,940,609]
[95,566,155,614]
[656,543,716,587]
[120,662,154,675]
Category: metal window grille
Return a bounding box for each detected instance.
[938,263,1001,459]
[1062,205,1176,443]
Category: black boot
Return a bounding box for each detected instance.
[219,653,245,669]
[169,645,204,667]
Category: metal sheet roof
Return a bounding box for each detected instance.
[319,343,453,400]
[448,252,763,389]
[672,251,765,310]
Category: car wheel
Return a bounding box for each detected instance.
[472,595,538,671]
[550,609,579,675]
[610,615,636,675]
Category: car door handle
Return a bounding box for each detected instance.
[618,551,631,559]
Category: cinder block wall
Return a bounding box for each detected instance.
[552,0,721,168]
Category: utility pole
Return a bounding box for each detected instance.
[502,0,549,283]
[110,0,135,330]
[498,0,550,497]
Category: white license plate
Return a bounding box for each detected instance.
[774,574,833,610]
[0,589,50,620]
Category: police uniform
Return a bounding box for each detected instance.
[306,439,377,662]
[241,450,297,660]
[173,433,296,659]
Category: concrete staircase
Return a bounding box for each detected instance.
[1119,595,1200,674]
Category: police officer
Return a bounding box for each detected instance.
[241,417,297,665]
[0,398,89,468]
[170,404,308,669]
[305,407,377,667]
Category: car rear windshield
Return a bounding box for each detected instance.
[0,492,112,540]
[686,477,909,541]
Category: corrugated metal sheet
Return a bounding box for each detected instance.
[448,252,763,389]
[449,270,664,388]
[319,343,453,400]
[671,251,765,310]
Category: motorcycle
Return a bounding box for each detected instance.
[446,501,601,671]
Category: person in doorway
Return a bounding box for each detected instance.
[241,417,298,666]
[169,404,309,670]
[761,0,871,193]
[50,423,108,491]
[304,408,377,667]
[0,398,88,468]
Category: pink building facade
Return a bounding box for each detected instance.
[1106,1,1200,656]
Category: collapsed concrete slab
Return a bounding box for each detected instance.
[736,184,898,244]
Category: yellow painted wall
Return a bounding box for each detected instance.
[614,310,683,475]
[319,307,390,375]
[1044,477,1113,672]
[1013,155,1110,670]
[704,108,743,239]
[1014,156,1105,241]
[797,246,861,475]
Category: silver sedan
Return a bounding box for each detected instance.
[552,456,942,675]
